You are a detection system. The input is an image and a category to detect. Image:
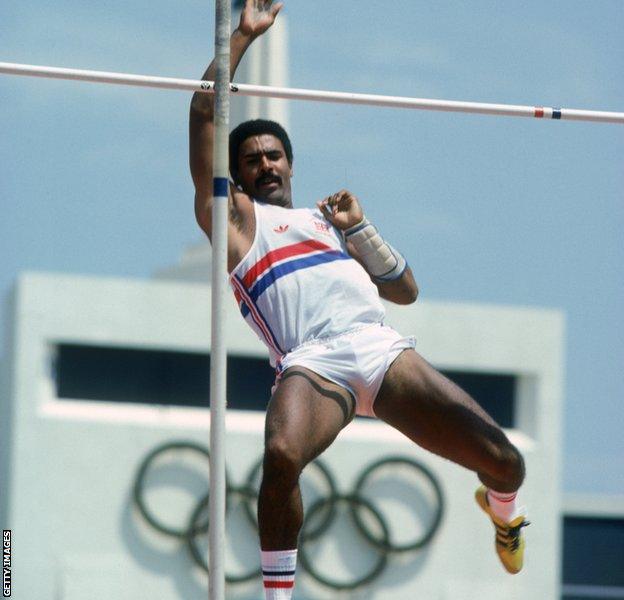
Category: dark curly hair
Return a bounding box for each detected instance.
[229,119,293,184]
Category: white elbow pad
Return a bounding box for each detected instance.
[344,217,407,282]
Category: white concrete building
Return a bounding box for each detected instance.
[1,270,565,599]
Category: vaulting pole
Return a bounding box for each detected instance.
[209,0,230,598]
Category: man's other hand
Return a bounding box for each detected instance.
[317,189,365,231]
[238,0,284,39]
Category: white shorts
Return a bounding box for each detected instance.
[274,323,416,417]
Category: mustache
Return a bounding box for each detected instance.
[256,173,282,187]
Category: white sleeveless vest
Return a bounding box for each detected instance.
[229,201,386,366]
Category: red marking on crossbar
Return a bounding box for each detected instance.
[534,107,545,118]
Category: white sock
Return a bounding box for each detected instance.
[261,549,297,600]
[487,489,520,522]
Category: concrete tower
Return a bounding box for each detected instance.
[230,0,290,129]
[156,0,290,282]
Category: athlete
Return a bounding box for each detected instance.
[189,2,529,598]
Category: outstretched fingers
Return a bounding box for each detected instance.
[271,2,284,18]
[240,0,283,37]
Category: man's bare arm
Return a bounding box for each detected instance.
[189,0,283,236]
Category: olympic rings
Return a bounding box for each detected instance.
[351,456,444,552]
[133,440,216,538]
[298,494,390,590]
[133,440,445,590]
[187,486,260,584]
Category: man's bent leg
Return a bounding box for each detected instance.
[258,366,354,598]
[374,349,524,490]
[373,349,528,573]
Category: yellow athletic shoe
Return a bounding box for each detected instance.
[475,485,529,574]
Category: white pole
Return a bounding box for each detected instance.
[209,0,230,598]
[1,61,623,125]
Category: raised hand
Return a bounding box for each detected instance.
[317,189,365,231]
[238,0,284,39]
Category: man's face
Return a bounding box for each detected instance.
[236,134,293,207]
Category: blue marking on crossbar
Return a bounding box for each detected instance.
[552,108,562,120]
[213,177,229,197]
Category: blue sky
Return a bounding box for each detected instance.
[1,1,623,494]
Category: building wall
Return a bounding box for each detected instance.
[1,272,565,599]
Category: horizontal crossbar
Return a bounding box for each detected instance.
[1,61,623,125]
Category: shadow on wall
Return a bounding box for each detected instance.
[121,486,210,600]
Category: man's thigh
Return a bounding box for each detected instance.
[266,366,355,464]
[373,349,509,472]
